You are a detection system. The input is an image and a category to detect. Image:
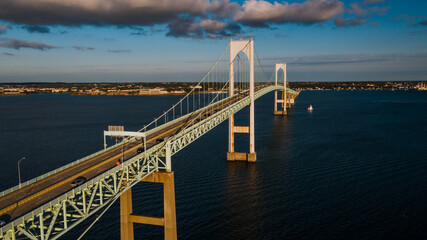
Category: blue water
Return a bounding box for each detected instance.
[0,90,426,239]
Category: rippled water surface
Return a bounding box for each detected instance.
[1,90,426,239]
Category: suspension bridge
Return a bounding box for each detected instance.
[0,39,300,240]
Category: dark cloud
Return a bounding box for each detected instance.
[73,46,94,51]
[0,0,388,39]
[363,0,386,4]
[0,24,11,34]
[108,49,131,53]
[166,17,202,38]
[234,0,344,28]
[22,25,50,33]
[0,0,209,26]
[3,52,15,56]
[124,26,147,36]
[0,38,59,50]
[419,20,427,26]
[166,17,248,39]
[334,17,366,27]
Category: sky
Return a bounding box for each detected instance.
[0,0,426,82]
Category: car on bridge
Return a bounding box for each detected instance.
[137,147,144,153]
[70,176,86,187]
[156,138,164,143]
[0,214,11,227]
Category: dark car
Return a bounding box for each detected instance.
[137,147,144,153]
[70,176,86,187]
[156,138,164,143]
[0,214,11,227]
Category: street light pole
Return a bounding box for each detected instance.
[18,157,26,188]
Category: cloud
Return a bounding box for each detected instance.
[108,49,131,53]
[199,19,228,32]
[233,0,344,27]
[166,17,203,38]
[0,24,11,34]
[166,16,248,39]
[3,52,15,56]
[0,0,387,39]
[207,0,241,18]
[419,20,427,26]
[348,2,390,18]
[363,0,386,4]
[0,0,209,26]
[334,16,366,27]
[22,25,50,33]
[334,0,389,28]
[0,38,59,50]
[73,46,94,51]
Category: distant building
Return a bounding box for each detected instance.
[139,88,168,95]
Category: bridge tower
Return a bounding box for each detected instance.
[274,63,288,115]
[226,39,256,162]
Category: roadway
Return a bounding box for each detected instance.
[0,91,248,222]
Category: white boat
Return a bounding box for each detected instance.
[308,105,313,112]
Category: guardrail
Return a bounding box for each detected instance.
[0,136,134,198]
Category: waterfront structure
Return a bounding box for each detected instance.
[0,39,299,240]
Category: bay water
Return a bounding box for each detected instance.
[0,90,426,239]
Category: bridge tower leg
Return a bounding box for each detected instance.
[120,171,177,240]
[274,63,287,116]
[227,38,256,162]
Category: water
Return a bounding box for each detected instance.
[1,90,426,239]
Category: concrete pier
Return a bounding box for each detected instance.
[227,152,257,162]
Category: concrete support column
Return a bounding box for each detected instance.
[120,189,134,240]
[163,172,177,240]
[121,172,177,240]
[274,91,278,112]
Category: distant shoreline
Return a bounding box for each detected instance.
[1,81,426,96]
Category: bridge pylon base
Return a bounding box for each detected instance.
[227,152,257,162]
[120,171,177,240]
[273,110,287,116]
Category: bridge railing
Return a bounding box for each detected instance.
[0,137,134,198]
